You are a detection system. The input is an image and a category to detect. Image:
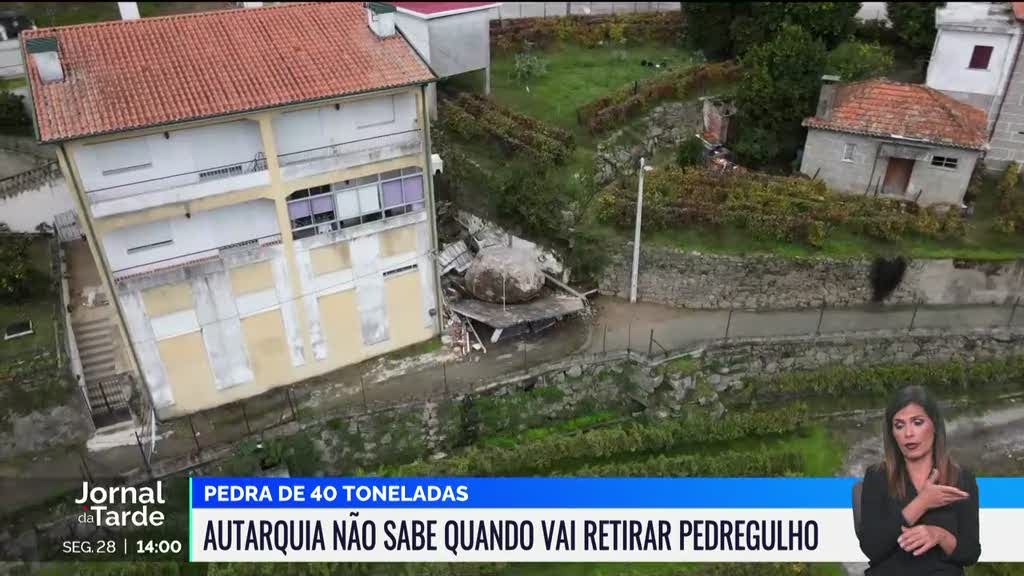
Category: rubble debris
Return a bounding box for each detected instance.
[450,291,586,343]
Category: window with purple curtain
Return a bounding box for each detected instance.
[311,195,335,223]
[382,180,404,209]
[403,175,424,210]
[288,200,312,229]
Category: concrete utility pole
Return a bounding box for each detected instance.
[629,157,649,303]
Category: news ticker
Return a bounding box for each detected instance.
[188,477,1024,563]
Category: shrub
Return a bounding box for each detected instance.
[826,40,896,81]
[511,51,547,83]
[0,236,43,302]
[490,12,683,53]
[998,162,1024,234]
[570,450,806,477]
[597,166,968,247]
[0,91,31,135]
[441,94,573,165]
[386,405,808,476]
[676,135,707,168]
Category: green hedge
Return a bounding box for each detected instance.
[441,94,574,165]
[569,449,805,477]
[739,356,1024,404]
[385,405,808,476]
[491,12,684,52]
[596,166,966,247]
[577,61,742,133]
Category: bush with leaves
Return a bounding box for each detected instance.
[733,24,827,167]
[0,91,31,135]
[826,40,895,81]
[730,2,861,56]
[0,236,44,302]
[511,51,547,83]
[676,135,707,168]
[597,166,965,248]
[997,162,1024,234]
[886,2,943,56]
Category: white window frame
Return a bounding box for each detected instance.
[286,167,425,240]
[842,143,856,162]
[930,155,959,170]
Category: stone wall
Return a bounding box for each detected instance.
[599,244,1024,309]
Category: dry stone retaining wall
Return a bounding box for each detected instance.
[599,244,1024,309]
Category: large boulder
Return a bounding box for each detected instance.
[464,246,545,304]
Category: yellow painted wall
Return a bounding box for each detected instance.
[379,225,417,258]
[240,310,293,389]
[384,270,431,347]
[309,242,352,276]
[157,332,215,414]
[318,289,362,365]
[142,283,193,317]
[229,261,275,295]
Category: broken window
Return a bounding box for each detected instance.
[969,45,993,70]
[931,156,958,169]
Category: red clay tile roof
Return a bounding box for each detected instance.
[390,2,500,17]
[22,3,435,143]
[802,79,988,150]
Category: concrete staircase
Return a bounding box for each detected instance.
[71,317,131,427]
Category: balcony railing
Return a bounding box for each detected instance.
[112,233,282,281]
[85,153,269,216]
[277,130,423,180]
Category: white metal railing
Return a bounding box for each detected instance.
[112,233,282,281]
[277,130,422,175]
[86,153,268,202]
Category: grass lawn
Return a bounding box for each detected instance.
[490,43,696,132]
[16,2,235,28]
[0,77,27,91]
[0,237,55,364]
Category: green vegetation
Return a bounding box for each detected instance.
[0,91,32,136]
[825,40,896,82]
[885,2,944,56]
[490,43,694,130]
[600,168,1024,260]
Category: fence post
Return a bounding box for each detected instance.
[286,387,298,421]
[79,449,93,483]
[815,300,826,336]
[360,375,368,411]
[603,324,608,355]
[443,360,449,397]
[188,414,201,453]
[648,328,654,357]
[627,322,632,357]
[724,308,734,340]
[909,300,920,331]
[1009,296,1020,327]
[241,404,252,435]
[134,430,152,478]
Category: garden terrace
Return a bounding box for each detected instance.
[598,166,1024,260]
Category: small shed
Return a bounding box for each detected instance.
[390,2,501,118]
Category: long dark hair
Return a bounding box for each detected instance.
[882,385,959,501]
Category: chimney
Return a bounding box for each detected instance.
[816,75,842,120]
[26,37,63,84]
[367,2,397,38]
[117,2,140,20]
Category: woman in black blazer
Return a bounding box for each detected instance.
[858,385,980,575]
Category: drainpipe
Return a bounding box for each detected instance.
[57,144,157,423]
[421,83,444,336]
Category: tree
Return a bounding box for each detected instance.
[733,24,827,167]
[730,2,861,56]
[676,135,706,168]
[681,2,751,60]
[0,91,31,135]
[826,40,895,81]
[886,2,943,55]
[0,236,40,302]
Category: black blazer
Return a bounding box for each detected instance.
[858,464,981,576]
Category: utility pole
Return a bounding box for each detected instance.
[630,157,648,303]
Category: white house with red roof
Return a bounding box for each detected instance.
[390,2,501,116]
[22,2,441,420]
[800,78,987,206]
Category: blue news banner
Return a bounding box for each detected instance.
[189,477,1024,563]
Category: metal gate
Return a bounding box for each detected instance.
[88,373,133,429]
[54,210,82,243]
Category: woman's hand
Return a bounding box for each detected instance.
[898,525,956,556]
[916,469,969,511]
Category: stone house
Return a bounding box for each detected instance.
[22,3,441,419]
[800,78,988,207]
